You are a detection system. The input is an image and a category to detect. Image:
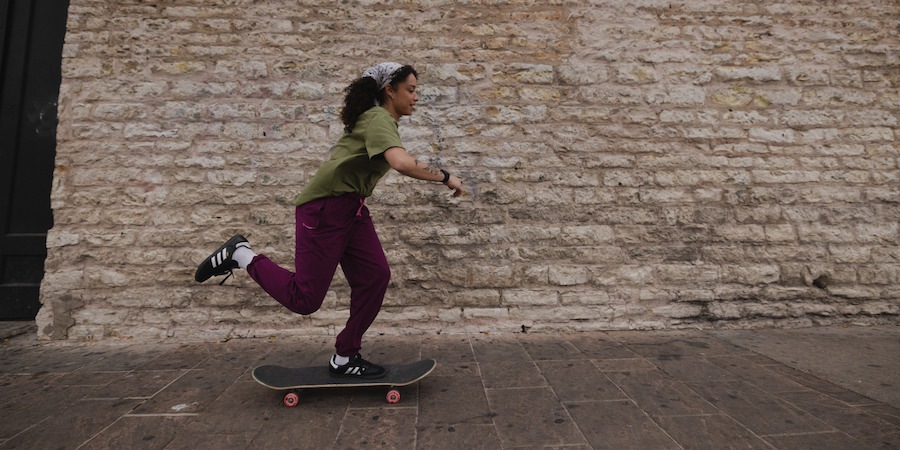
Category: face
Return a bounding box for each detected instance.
[386,73,418,118]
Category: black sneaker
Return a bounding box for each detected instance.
[329,354,386,378]
[194,234,249,284]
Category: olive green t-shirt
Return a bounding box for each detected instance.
[292,106,402,206]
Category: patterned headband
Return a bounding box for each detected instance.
[362,62,403,91]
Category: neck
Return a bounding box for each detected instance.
[381,104,401,121]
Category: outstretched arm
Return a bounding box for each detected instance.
[383,147,464,197]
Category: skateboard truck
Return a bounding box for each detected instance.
[280,387,401,407]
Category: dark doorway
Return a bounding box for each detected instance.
[0,0,69,319]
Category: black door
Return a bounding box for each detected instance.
[0,0,69,319]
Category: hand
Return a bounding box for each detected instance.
[445,175,464,197]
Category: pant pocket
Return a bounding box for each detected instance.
[299,199,327,231]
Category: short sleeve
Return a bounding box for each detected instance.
[364,114,404,159]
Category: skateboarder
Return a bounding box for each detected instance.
[194,62,464,378]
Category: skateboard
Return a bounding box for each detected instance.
[252,359,436,407]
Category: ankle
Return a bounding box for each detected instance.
[232,245,256,269]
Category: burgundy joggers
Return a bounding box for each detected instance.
[246,193,390,357]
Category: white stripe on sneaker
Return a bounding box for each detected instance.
[212,249,229,268]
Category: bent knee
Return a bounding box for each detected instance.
[291,304,321,316]
[356,264,390,290]
[284,286,327,315]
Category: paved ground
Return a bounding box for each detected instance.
[0,323,898,449]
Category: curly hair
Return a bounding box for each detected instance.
[340,65,418,133]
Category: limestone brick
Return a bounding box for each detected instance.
[37,0,900,340]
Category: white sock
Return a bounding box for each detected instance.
[332,354,350,366]
[232,245,257,269]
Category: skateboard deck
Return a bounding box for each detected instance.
[252,359,436,406]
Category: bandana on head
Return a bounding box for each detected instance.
[362,62,403,91]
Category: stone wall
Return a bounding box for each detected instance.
[38,0,899,340]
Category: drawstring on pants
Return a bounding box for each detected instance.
[356,198,365,217]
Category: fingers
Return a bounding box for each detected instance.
[444,175,466,197]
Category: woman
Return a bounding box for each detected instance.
[194,62,464,378]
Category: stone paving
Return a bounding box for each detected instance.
[0,325,898,449]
